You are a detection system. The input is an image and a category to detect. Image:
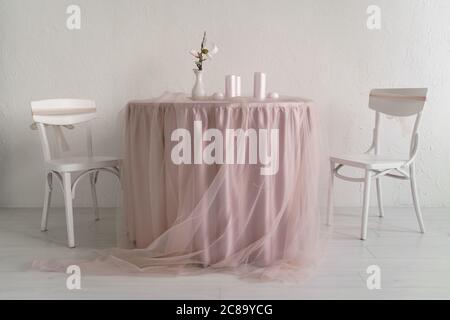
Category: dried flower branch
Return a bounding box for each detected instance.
[190,31,218,71]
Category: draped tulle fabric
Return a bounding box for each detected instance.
[33,93,326,281]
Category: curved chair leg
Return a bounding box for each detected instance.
[41,173,53,232]
[62,172,75,248]
[376,178,385,218]
[90,171,100,221]
[327,161,335,226]
[410,164,425,233]
[361,170,372,240]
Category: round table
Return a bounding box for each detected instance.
[120,92,322,275]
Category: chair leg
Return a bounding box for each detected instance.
[361,170,372,240]
[376,178,385,218]
[62,172,75,248]
[90,172,100,221]
[327,161,335,226]
[410,164,425,233]
[41,173,53,232]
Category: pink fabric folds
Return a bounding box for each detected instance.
[116,93,323,279]
[33,93,325,281]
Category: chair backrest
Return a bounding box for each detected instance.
[31,99,96,125]
[31,99,97,161]
[368,88,428,160]
[369,88,427,117]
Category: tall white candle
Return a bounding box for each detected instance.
[253,72,266,100]
[236,76,242,97]
[225,75,236,99]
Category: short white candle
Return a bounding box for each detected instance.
[225,75,236,99]
[213,92,225,100]
[236,76,242,97]
[253,72,266,100]
[268,92,279,99]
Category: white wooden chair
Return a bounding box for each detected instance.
[31,99,120,248]
[327,88,428,240]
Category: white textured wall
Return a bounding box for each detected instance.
[0,0,449,207]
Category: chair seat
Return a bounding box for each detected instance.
[331,154,408,170]
[46,156,120,172]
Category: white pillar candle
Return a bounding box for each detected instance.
[225,75,236,99]
[236,76,242,97]
[253,72,266,100]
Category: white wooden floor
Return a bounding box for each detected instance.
[0,207,449,300]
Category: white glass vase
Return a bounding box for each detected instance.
[192,69,206,99]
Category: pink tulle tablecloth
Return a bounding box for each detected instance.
[117,93,323,278]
